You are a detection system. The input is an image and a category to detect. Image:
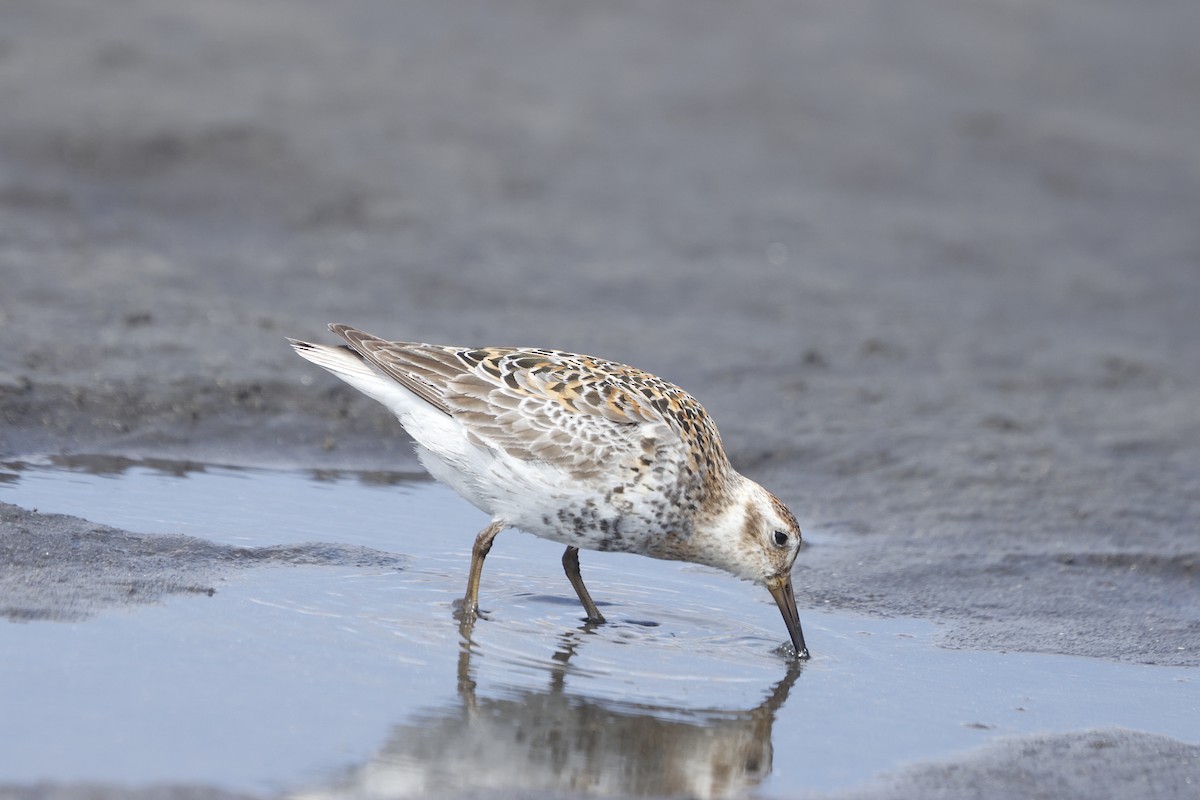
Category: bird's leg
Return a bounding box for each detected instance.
[562,545,606,623]
[461,520,505,619]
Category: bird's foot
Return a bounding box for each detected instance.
[452,597,490,622]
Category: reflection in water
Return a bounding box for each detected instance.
[3,455,428,489]
[3,454,214,478]
[296,625,801,799]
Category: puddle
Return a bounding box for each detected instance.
[1,457,1197,797]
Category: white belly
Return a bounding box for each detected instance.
[416,442,685,557]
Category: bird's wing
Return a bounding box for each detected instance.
[328,324,729,483]
[330,324,457,416]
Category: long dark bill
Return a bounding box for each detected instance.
[768,575,809,660]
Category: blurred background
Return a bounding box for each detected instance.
[1,0,1198,655]
[2,4,1199,796]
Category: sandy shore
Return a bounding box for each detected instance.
[2,1,1198,797]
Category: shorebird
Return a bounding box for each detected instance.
[290,324,808,658]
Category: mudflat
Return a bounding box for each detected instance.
[1,2,1197,798]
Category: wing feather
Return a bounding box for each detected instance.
[327,324,730,487]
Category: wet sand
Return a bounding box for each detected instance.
[2,1,1198,797]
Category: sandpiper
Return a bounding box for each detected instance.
[290,324,809,658]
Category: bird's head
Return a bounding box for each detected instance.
[697,477,809,659]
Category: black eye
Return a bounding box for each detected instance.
[773,530,790,547]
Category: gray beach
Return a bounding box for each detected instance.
[1,1,1198,798]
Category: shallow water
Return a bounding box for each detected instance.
[1,458,1197,797]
